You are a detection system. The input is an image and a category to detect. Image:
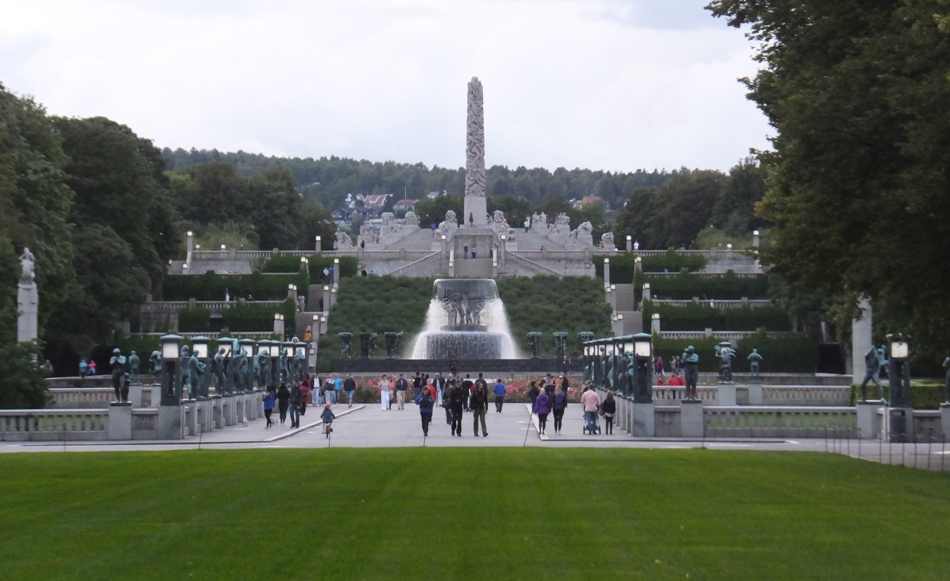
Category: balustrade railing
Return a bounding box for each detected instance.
[0,409,109,441]
[704,406,856,438]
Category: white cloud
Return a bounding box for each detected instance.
[0,0,771,173]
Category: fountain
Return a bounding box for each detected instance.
[410,279,519,359]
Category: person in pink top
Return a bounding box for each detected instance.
[580,384,601,435]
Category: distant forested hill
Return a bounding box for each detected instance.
[161,147,676,211]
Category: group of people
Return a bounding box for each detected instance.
[525,373,571,435]
[262,380,311,429]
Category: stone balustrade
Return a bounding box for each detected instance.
[140,300,284,313]
[659,330,803,341]
[650,299,773,309]
[705,406,856,438]
[0,409,109,441]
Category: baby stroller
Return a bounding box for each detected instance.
[583,406,601,435]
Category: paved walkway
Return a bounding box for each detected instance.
[5,400,948,471]
[0,400,816,454]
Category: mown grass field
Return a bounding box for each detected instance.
[2,448,949,580]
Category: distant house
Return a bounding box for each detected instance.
[393,199,418,213]
[574,195,608,210]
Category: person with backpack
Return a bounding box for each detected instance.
[552,386,568,435]
[493,378,507,412]
[416,387,435,437]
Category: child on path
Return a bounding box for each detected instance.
[321,403,335,438]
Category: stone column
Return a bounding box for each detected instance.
[717,383,737,406]
[157,404,182,439]
[680,400,704,438]
[315,236,322,253]
[857,401,884,440]
[852,296,872,380]
[650,313,661,334]
[17,282,38,343]
[632,403,654,437]
[332,258,340,286]
[603,258,611,288]
[747,382,763,405]
[941,404,950,441]
[108,402,133,440]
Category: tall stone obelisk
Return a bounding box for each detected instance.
[17,247,38,342]
[463,77,487,228]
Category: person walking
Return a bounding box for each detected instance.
[344,374,356,408]
[471,382,489,437]
[552,386,568,434]
[534,387,551,435]
[602,391,617,435]
[299,380,310,417]
[449,379,468,436]
[527,381,540,410]
[379,374,391,411]
[320,403,335,438]
[581,385,601,434]
[289,382,303,429]
[395,373,409,410]
[493,378,507,412]
[416,386,435,437]
[263,384,276,428]
[277,382,291,425]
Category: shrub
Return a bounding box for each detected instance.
[593,250,706,282]
[162,269,308,301]
[637,270,770,301]
[178,307,211,333]
[642,301,791,332]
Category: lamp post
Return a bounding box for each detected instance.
[886,334,912,442]
[274,313,285,339]
[268,341,282,385]
[632,333,653,403]
[626,235,632,253]
[160,334,182,405]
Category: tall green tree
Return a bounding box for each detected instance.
[413,194,464,229]
[708,0,950,358]
[0,84,76,332]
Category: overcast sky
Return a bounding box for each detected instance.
[1,0,771,173]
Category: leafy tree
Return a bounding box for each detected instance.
[247,166,302,249]
[0,340,50,409]
[708,0,950,360]
[54,116,179,288]
[413,194,464,229]
[487,195,531,226]
[711,157,769,237]
[0,83,76,332]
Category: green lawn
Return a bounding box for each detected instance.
[2,449,949,580]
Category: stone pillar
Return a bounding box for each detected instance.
[332,258,340,286]
[887,407,913,443]
[717,383,737,406]
[108,402,132,440]
[128,382,143,407]
[852,296,872,380]
[17,282,38,343]
[941,404,950,441]
[157,404,182,439]
[603,258,610,288]
[273,316,285,338]
[680,400,704,438]
[747,382,763,405]
[650,313,661,334]
[642,283,651,302]
[151,383,162,407]
[857,401,884,440]
[632,403,654,437]
[212,395,224,429]
[315,236,322,253]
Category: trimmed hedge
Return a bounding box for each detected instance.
[594,250,706,282]
[162,269,308,301]
[308,256,359,281]
[178,307,211,333]
[222,299,296,332]
[642,301,791,332]
[652,331,819,374]
[637,270,770,301]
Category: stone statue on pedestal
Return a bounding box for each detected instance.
[747,348,762,379]
[19,247,35,284]
[715,342,736,383]
[338,332,352,358]
[527,332,542,359]
[128,351,140,384]
[213,348,227,394]
[859,346,886,401]
[110,348,128,402]
[553,332,568,361]
[943,354,950,404]
[682,346,699,400]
